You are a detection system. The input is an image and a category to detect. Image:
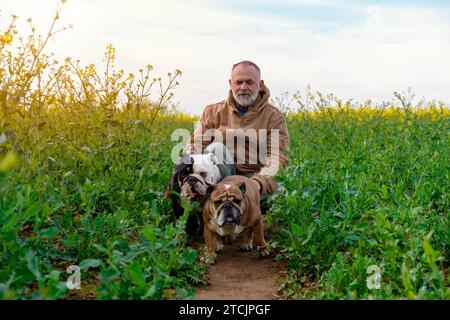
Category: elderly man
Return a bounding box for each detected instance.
[184,60,289,202]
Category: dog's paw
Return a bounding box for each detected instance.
[200,249,217,265]
[258,247,270,258]
[215,241,224,252]
[239,243,254,251]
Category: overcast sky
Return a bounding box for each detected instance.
[1,0,449,114]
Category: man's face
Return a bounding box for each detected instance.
[229,64,262,107]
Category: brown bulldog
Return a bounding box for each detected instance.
[202,175,270,264]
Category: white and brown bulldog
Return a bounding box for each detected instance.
[201,175,270,264]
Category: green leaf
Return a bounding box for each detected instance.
[290,223,303,238]
[122,249,143,263]
[142,225,157,244]
[39,227,59,239]
[26,251,41,280]
[99,267,120,283]
[128,262,145,288]
[92,244,107,253]
[182,249,197,265]
[422,231,439,267]
[79,259,102,271]
[142,284,157,299]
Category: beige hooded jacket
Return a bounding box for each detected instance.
[184,83,289,196]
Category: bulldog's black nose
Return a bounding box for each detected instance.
[223,202,233,210]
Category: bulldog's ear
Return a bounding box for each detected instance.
[239,183,246,195]
[206,184,216,197]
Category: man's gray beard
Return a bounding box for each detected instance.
[233,92,258,107]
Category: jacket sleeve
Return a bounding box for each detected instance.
[251,111,289,196]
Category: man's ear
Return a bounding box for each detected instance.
[229,79,232,87]
[239,183,246,195]
[259,79,264,88]
[206,184,216,197]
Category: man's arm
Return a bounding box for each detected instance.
[251,111,289,196]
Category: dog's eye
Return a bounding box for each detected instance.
[214,200,222,206]
[235,199,242,204]
[200,172,207,177]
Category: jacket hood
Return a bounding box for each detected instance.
[226,82,271,115]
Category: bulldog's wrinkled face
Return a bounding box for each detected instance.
[207,183,246,227]
[180,174,208,201]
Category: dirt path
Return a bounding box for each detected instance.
[195,240,287,300]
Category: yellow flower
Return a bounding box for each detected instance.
[0,151,20,173]
[0,32,13,45]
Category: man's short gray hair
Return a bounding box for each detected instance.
[232,60,261,76]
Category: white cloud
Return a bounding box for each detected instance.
[265,0,344,6]
[1,0,449,114]
[366,5,382,29]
